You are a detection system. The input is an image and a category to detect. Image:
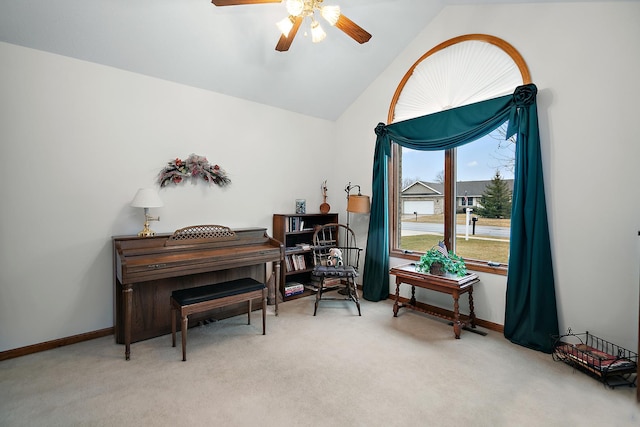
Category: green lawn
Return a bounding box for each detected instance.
[401,234,510,263]
[400,214,511,263]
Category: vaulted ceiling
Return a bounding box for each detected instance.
[0,0,591,120]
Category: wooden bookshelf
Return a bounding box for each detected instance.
[273,213,338,301]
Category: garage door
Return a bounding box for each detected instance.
[403,201,434,215]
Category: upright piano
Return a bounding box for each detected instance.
[113,225,283,360]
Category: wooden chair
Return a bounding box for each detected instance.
[311,223,362,316]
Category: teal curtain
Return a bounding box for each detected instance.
[363,84,559,353]
[504,87,559,353]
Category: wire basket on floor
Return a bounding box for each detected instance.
[552,329,637,389]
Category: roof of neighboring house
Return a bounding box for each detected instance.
[402,181,443,195]
[402,180,514,197]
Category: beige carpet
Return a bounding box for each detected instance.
[1,296,638,426]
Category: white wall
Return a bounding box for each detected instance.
[0,42,335,352]
[337,1,640,350]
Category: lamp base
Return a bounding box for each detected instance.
[137,221,156,237]
[320,202,330,214]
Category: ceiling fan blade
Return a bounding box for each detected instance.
[211,0,281,6]
[335,14,372,44]
[275,16,303,52]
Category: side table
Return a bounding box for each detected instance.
[390,263,480,339]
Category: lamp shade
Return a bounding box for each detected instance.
[131,188,164,208]
[285,0,304,16]
[276,16,294,37]
[347,195,370,214]
[321,5,341,26]
[311,20,326,43]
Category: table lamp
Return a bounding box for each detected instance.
[131,188,163,237]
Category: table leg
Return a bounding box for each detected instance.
[409,285,416,306]
[452,291,461,339]
[274,261,280,316]
[393,279,400,317]
[123,285,133,360]
[468,288,476,328]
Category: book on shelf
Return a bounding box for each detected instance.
[287,216,304,232]
[296,255,302,270]
[286,216,317,233]
[285,288,304,297]
[285,253,308,272]
[284,282,305,297]
[285,281,304,288]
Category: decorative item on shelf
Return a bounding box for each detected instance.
[295,199,306,214]
[130,188,163,237]
[157,154,231,188]
[416,241,467,277]
[320,180,330,214]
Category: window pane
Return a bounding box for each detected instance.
[398,148,445,253]
[455,125,514,263]
[394,123,515,266]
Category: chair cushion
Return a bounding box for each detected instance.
[312,265,358,278]
[172,278,265,306]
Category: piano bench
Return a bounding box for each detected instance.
[170,278,267,361]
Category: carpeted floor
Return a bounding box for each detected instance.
[1,296,638,426]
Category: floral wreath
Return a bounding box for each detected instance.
[157,154,231,188]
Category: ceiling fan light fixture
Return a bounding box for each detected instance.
[320,5,340,26]
[276,16,295,36]
[310,19,326,43]
[285,0,305,17]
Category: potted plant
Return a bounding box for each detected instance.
[416,242,467,277]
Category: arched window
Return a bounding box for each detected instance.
[388,34,530,274]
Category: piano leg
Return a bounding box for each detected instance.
[181,315,188,362]
[123,285,133,360]
[274,261,281,316]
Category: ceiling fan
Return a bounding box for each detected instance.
[211,0,372,52]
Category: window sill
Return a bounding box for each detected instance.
[465,260,507,276]
[390,250,508,277]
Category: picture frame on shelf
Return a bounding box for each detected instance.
[295,199,306,214]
